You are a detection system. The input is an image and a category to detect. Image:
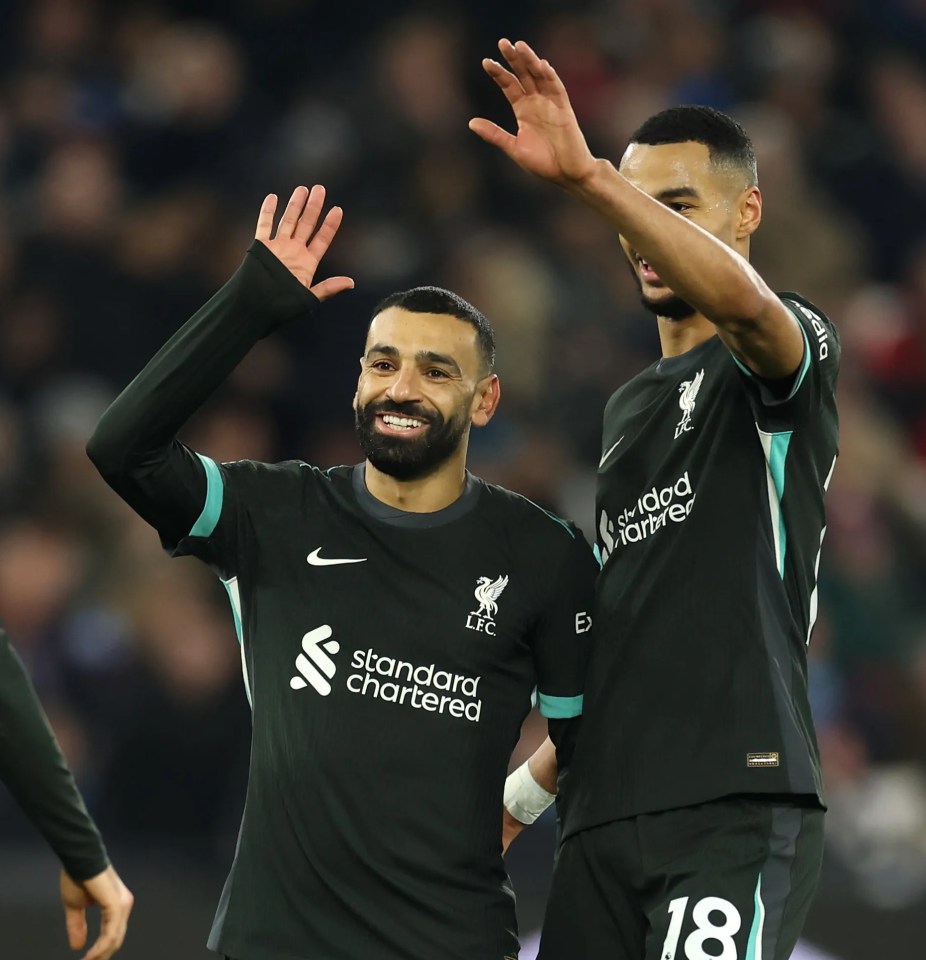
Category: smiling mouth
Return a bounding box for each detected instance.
[635,255,663,284]
[377,413,428,434]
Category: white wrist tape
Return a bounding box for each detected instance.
[504,760,555,825]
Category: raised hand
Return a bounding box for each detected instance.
[469,39,597,187]
[255,184,355,301]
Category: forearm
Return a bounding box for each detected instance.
[0,632,108,881]
[504,735,558,831]
[87,240,318,534]
[571,159,774,329]
[528,735,558,793]
[87,240,317,477]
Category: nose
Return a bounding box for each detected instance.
[385,365,422,404]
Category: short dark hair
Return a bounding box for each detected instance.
[630,105,758,186]
[372,286,496,373]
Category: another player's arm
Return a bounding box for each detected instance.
[86,186,353,545]
[0,628,133,960]
[504,530,597,853]
[469,39,803,379]
[503,736,557,853]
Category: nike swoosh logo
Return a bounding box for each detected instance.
[598,437,624,469]
[307,548,367,567]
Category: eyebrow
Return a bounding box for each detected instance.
[365,344,463,377]
[654,186,702,202]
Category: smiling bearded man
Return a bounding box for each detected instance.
[86,184,598,960]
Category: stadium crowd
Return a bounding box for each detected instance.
[0,0,925,953]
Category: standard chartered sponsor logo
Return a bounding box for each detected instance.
[290,630,484,721]
[290,625,339,695]
[598,470,697,564]
[348,648,483,721]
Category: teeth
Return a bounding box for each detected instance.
[383,415,424,430]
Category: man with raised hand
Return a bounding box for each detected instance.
[0,626,132,959]
[87,184,597,960]
[475,38,838,960]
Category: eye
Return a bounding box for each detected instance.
[426,368,450,380]
[669,202,693,213]
[371,360,395,372]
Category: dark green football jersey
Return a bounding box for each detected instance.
[563,295,839,836]
[85,241,598,960]
[179,463,595,960]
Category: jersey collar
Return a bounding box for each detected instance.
[351,464,481,528]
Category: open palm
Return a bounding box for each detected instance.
[255,184,354,301]
[469,39,596,186]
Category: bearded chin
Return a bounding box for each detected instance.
[627,259,697,321]
[639,290,697,321]
[354,404,469,482]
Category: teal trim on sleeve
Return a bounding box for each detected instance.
[593,543,603,568]
[190,454,224,538]
[730,305,811,398]
[538,693,584,719]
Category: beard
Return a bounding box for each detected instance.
[628,260,697,321]
[354,398,470,481]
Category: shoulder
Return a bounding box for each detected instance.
[474,479,586,549]
[217,459,353,498]
[777,292,840,362]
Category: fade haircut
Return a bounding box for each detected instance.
[630,105,758,187]
[372,286,496,373]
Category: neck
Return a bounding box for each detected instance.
[657,313,717,358]
[364,450,468,513]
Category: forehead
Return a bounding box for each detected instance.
[618,140,722,196]
[366,306,479,361]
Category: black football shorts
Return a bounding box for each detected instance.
[539,798,824,960]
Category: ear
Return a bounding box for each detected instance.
[352,357,364,412]
[471,375,501,428]
[737,185,762,240]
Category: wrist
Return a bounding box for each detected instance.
[564,156,613,198]
[504,760,556,826]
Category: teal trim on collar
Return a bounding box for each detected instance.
[190,454,224,538]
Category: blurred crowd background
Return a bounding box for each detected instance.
[0,0,924,957]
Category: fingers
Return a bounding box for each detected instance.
[481,57,525,105]
[64,904,88,951]
[305,204,344,265]
[82,900,132,960]
[467,118,518,156]
[496,39,567,103]
[274,185,310,240]
[521,43,569,102]
[498,38,537,95]
[255,193,278,241]
[293,183,326,243]
[310,276,356,302]
[263,184,331,246]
